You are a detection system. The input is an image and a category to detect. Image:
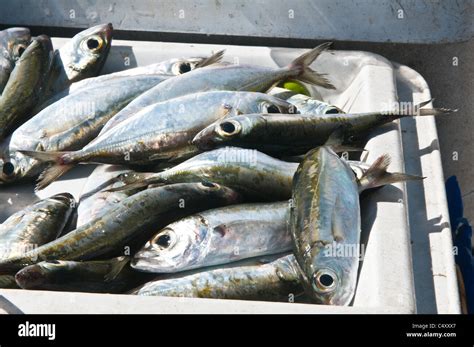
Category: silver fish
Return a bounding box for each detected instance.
[111,147,298,201]
[130,253,304,302]
[43,23,113,97]
[15,256,155,293]
[0,74,165,184]
[192,104,456,155]
[132,201,292,273]
[0,193,75,260]
[20,91,294,189]
[290,146,361,305]
[0,27,31,94]
[0,182,241,274]
[99,42,334,133]
[36,50,224,114]
[112,147,421,200]
[0,35,53,140]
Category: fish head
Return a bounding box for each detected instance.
[15,260,67,289]
[2,27,31,62]
[192,115,257,150]
[169,57,205,75]
[0,152,35,184]
[132,216,211,272]
[307,256,357,306]
[61,23,113,80]
[226,92,297,116]
[196,181,242,205]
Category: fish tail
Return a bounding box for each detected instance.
[359,153,424,192]
[196,49,225,68]
[392,100,458,118]
[17,150,77,190]
[288,42,335,90]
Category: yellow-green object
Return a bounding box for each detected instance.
[279,80,310,96]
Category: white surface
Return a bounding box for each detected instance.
[0,38,459,313]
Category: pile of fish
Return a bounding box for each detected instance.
[0,24,456,306]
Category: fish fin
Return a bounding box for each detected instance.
[418,107,458,116]
[288,42,336,90]
[105,181,151,193]
[196,50,225,68]
[104,256,130,282]
[359,154,424,192]
[17,150,70,164]
[35,164,74,191]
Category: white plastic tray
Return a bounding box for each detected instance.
[0,38,460,314]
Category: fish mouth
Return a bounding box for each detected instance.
[103,23,114,42]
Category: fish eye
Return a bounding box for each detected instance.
[266,104,280,113]
[217,120,240,137]
[46,260,61,265]
[199,181,218,189]
[151,229,176,250]
[84,36,103,51]
[178,62,192,74]
[325,108,340,114]
[2,162,15,177]
[312,269,338,293]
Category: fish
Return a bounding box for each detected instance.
[0,35,53,140]
[0,182,241,274]
[98,42,334,133]
[110,147,298,201]
[20,91,294,189]
[15,256,155,293]
[76,165,147,227]
[0,193,75,260]
[35,50,224,114]
[269,87,344,114]
[43,23,113,98]
[290,146,360,305]
[192,103,456,155]
[110,146,421,199]
[0,27,31,94]
[132,201,292,273]
[289,146,420,305]
[0,275,17,288]
[130,253,305,302]
[0,74,165,185]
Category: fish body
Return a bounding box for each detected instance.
[115,147,299,201]
[100,43,334,133]
[0,35,53,139]
[0,182,241,274]
[193,107,455,155]
[0,27,31,94]
[15,256,155,293]
[20,91,294,189]
[290,146,360,305]
[0,193,75,260]
[36,51,223,114]
[0,74,164,184]
[132,201,292,273]
[131,253,304,302]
